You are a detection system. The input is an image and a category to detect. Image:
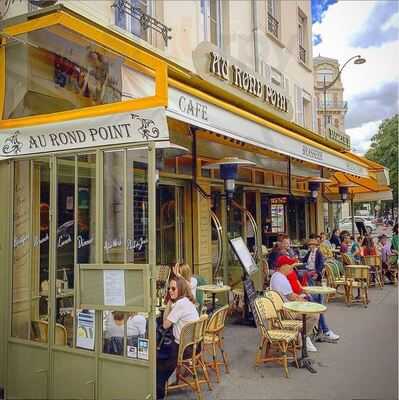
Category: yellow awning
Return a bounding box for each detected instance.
[326,171,392,202]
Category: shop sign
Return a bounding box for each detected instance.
[0,107,169,157]
[326,125,351,150]
[167,87,369,177]
[193,42,293,119]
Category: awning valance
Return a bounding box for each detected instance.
[0,107,169,158]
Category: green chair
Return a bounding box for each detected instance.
[194,275,208,312]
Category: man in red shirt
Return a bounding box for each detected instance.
[287,269,339,341]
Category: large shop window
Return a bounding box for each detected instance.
[4,25,155,120]
[103,148,149,263]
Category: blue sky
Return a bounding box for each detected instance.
[312,0,399,154]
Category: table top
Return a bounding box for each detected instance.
[345,264,370,269]
[302,286,336,295]
[197,284,231,293]
[283,301,326,314]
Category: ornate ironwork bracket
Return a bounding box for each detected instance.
[112,0,172,46]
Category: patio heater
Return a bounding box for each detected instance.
[202,157,256,209]
[338,183,359,236]
[307,177,332,202]
[155,143,189,182]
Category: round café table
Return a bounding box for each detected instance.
[197,284,231,312]
[302,286,336,296]
[283,301,326,374]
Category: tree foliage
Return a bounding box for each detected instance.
[365,114,398,207]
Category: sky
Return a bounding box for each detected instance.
[311,0,399,154]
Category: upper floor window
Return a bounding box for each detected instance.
[317,68,335,83]
[298,9,307,64]
[271,67,283,87]
[202,0,222,47]
[113,0,171,46]
[267,0,280,39]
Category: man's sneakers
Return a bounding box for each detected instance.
[324,330,340,340]
[306,336,318,352]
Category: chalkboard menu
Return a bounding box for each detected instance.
[229,237,258,275]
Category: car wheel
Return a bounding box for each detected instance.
[366,226,372,235]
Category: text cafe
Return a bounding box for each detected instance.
[0,8,371,400]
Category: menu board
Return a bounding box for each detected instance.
[229,237,258,275]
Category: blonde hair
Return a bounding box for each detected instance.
[179,264,193,281]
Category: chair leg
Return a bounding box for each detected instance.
[282,342,289,378]
[211,342,220,383]
[199,354,212,391]
[218,338,229,374]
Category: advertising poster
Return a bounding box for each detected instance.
[76,310,95,350]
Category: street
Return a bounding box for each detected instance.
[171,284,398,400]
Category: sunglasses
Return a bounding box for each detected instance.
[168,286,177,292]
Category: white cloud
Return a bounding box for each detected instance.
[347,120,381,155]
[313,1,398,154]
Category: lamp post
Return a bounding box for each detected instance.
[320,55,366,135]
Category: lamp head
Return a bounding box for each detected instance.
[354,56,366,65]
[338,182,358,202]
[307,177,331,202]
[203,157,256,201]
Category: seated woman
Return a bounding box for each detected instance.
[156,277,199,400]
[351,236,363,263]
[173,263,198,300]
[287,269,340,341]
[302,238,324,285]
[362,235,377,256]
[339,231,351,254]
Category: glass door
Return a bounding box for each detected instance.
[156,184,185,265]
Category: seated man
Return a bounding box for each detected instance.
[270,255,318,352]
[287,270,339,341]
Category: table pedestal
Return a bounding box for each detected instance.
[297,313,317,374]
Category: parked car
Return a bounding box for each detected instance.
[338,216,376,235]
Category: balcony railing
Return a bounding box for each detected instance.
[317,101,348,110]
[299,45,306,63]
[267,13,279,39]
[112,0,172,46]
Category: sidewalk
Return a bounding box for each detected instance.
[170,285,398,400]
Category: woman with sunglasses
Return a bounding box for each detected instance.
[156,276,199,399]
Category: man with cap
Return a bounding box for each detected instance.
[270,255,319,352]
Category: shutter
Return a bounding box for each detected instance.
[295,85,304,125]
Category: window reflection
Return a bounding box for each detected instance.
[103,311,148,359]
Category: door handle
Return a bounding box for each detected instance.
[35,369,47,374]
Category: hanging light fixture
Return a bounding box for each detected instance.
[203,157,256,201]
[307,177,332,201]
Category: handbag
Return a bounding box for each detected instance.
[156,324,174,360]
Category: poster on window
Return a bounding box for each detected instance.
[76,309,95,350]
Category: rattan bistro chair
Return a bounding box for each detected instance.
[166,315,211,399]
[324,262,346,301]
[363,255,383,289]
[264,290,302,332]
[344,265,369,307]
[203,305,229,383]
[253,297,298,378]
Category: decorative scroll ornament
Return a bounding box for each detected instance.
[2,132,23,155]
[131,114,160,140]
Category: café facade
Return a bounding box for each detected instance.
[0,7,390,400]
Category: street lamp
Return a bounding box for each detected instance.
[319,55,366,134]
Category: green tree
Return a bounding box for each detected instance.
[365,114,398,207]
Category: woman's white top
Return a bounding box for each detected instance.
[190,277,198,300]
[104,312,146,338]
[167,297,199,344]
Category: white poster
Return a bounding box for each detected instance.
[104,270,126,306]
[76,310,95,350]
